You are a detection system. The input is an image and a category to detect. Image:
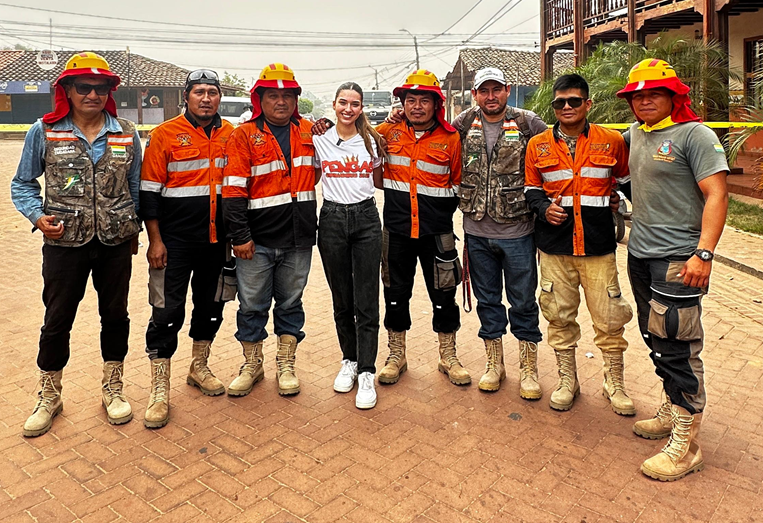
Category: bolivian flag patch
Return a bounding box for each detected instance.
[111,145,127,158]
[714,143,725,154]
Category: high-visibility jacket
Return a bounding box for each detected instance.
[140,114,233,244]
[222,116,317,249]
[376,121,461,238]
[524,122,629,256]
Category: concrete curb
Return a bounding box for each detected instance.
[714,254,763,281]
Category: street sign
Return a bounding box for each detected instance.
[36,50,58,71]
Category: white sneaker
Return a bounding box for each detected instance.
[333,360,358,393]
[355,372,377,409]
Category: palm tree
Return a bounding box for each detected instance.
[726,68,763,170]
[526,35,742,126]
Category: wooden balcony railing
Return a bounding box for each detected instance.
[545,0,575,39]
[584,0,628,26]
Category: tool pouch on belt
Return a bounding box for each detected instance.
[647,298,702,342]
[215,243,238,302]
[433,232,462,291]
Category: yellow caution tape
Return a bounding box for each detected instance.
[0,124,160,132]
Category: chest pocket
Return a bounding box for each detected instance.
[422,149,451,178]
[535,157,565,185]
[170,147,202,169]
[586,155,617,181]
[493,136,524,174]
[52,157,88,198]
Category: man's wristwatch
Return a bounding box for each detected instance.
[694,249,714,262]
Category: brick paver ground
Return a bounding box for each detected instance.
[1,140,762,522]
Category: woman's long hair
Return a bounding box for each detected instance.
[334,82,385,160]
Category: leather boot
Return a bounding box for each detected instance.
[437,332,471,385]
[549,349,579,411]
[228,341,265,397]
[144,359,171,429]
[601,350,635,415]
[102,361,132,425]
[634,391,673,440]
[379,330,407,384]
[478,338,505,392]
[641,405,704,481]
[23,369,63,437]
[518,340,542,400]
[186,340,225,396]
[276,335,300,395]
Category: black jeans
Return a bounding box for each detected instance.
[627,253,706,414]
[146,241,226,360]
[39,239,132,371]
[318,199,382,374]
[382,229,461,333]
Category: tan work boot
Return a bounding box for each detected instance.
[144,359,171,429]
[518,340,542,400]
[549,349,580,411]
[102,361,132,425]
[379,330,407,384]
[601,350,636,416]
[478,338,505,392]
[23,370,63,437]
[228,341,265,397]
[641,405,704,481]
[634,392,673,439]
[437,332,471,385]
[276,335,300,395]
[186,340,225,396]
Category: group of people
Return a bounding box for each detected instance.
[11,51,728,483]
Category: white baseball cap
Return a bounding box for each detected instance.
[473,67,507,89]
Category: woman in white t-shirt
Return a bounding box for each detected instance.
[314,82,384,409]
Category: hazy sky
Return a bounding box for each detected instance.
[0,0,541,98]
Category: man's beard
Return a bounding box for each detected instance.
[481,103,506,116]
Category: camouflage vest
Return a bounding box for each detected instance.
[42,118,140,247]
[458,107,533,224]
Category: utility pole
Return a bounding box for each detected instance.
[49,18,52,48]
[400,29,420,69]
[369,66,379,89]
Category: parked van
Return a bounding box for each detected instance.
[363,90,394,125]
[219,96,252,125]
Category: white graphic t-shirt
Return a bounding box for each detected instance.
[314,126,382,204]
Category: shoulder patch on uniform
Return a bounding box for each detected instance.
[176,133,192,146]
[536,142,551,157]
[145,134,151,148]
[251,133,266,146]
[590,143,611,152]
[429,142,447,151]
[388,129,402,143]
[714,143,725,154]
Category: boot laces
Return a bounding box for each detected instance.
[661,408,693,463]
[656,401,673,424]
[606,355,626,392]
[485,340,501,372]
[194,345,216,381]
[150,361,169,405]
[519,341,538,379]
[240,344,263,375]
[104,364,126,401]
[385,332,405,365]
[277,342,296,374]
[440,334,461,367]
[557,353,575,390]
[35,372,60,412]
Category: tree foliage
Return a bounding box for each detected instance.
[298,98,314,115]
[221,71,248,97]
[726,68,763,166]
[526,35,741,125]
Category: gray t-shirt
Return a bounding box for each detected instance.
[626,121,729,258]
[452,108,547,240]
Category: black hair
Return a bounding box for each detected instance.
[552,74,589,98]
[399,89,436,104]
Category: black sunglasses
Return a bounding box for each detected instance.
[187,69,219,82]
[551,97,587,110]
[73,83,111,96]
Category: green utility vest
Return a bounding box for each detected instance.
[42,118,140,247]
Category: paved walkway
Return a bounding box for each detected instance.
[1,140,762,522]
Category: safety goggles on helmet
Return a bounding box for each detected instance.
[551,97,587,110]
[185,69,220,90]
[73,82,111,96]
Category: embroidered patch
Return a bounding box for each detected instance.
[53,145,76,155]
[63,174,80,191]
[388,129,402,143]
[714,143,725,154]
[466,153,480,167]
[145,134,152,148]
[504,130,520,141]
[653,139,675,163]
[429,142,447,151]
[176,133,192,147]
[111,145,127,158]
[536,143,551,158]
[251,133,266,146]
[300,132,312,141]
[590,143,611,152]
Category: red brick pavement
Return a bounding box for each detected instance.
[1,140,762,522]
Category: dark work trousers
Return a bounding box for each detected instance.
[38,238,133,371]
[146,241,226,360]
[627,252,706,414]
[382,229,461,333]
[317,198,382,374]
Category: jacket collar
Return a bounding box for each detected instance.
[553,120,590,141]
[51,112,122,133]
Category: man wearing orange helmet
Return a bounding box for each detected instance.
[616,59,729,481]
[222,63,317,396]
[11,52,142,436]
[374,70,467,387]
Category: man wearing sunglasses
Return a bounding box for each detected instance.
[139,69,235,428]
[11,52,142,436]
[524,74,634,415]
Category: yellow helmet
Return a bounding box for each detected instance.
[65,52,112,72]
[617,58,688,97]
[393,69,444,101]
[258,63,297,83]
[250,63,302,118]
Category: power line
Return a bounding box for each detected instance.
[426,0,484,41]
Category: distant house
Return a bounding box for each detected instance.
[443,48,574,119]
[0,50,240,125]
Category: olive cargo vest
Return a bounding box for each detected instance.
[458,106,533,224]
[42,118,140,247]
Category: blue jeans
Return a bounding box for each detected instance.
[466,233,542,342]
[235,246,312,343]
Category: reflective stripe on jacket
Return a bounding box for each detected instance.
[524,123,629,256]
[140,114,234,244]
[222,117,317,249]
[376,121,461,238]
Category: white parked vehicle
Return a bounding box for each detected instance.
[219,96,252,125]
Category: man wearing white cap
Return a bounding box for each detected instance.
[453,67,548,396]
